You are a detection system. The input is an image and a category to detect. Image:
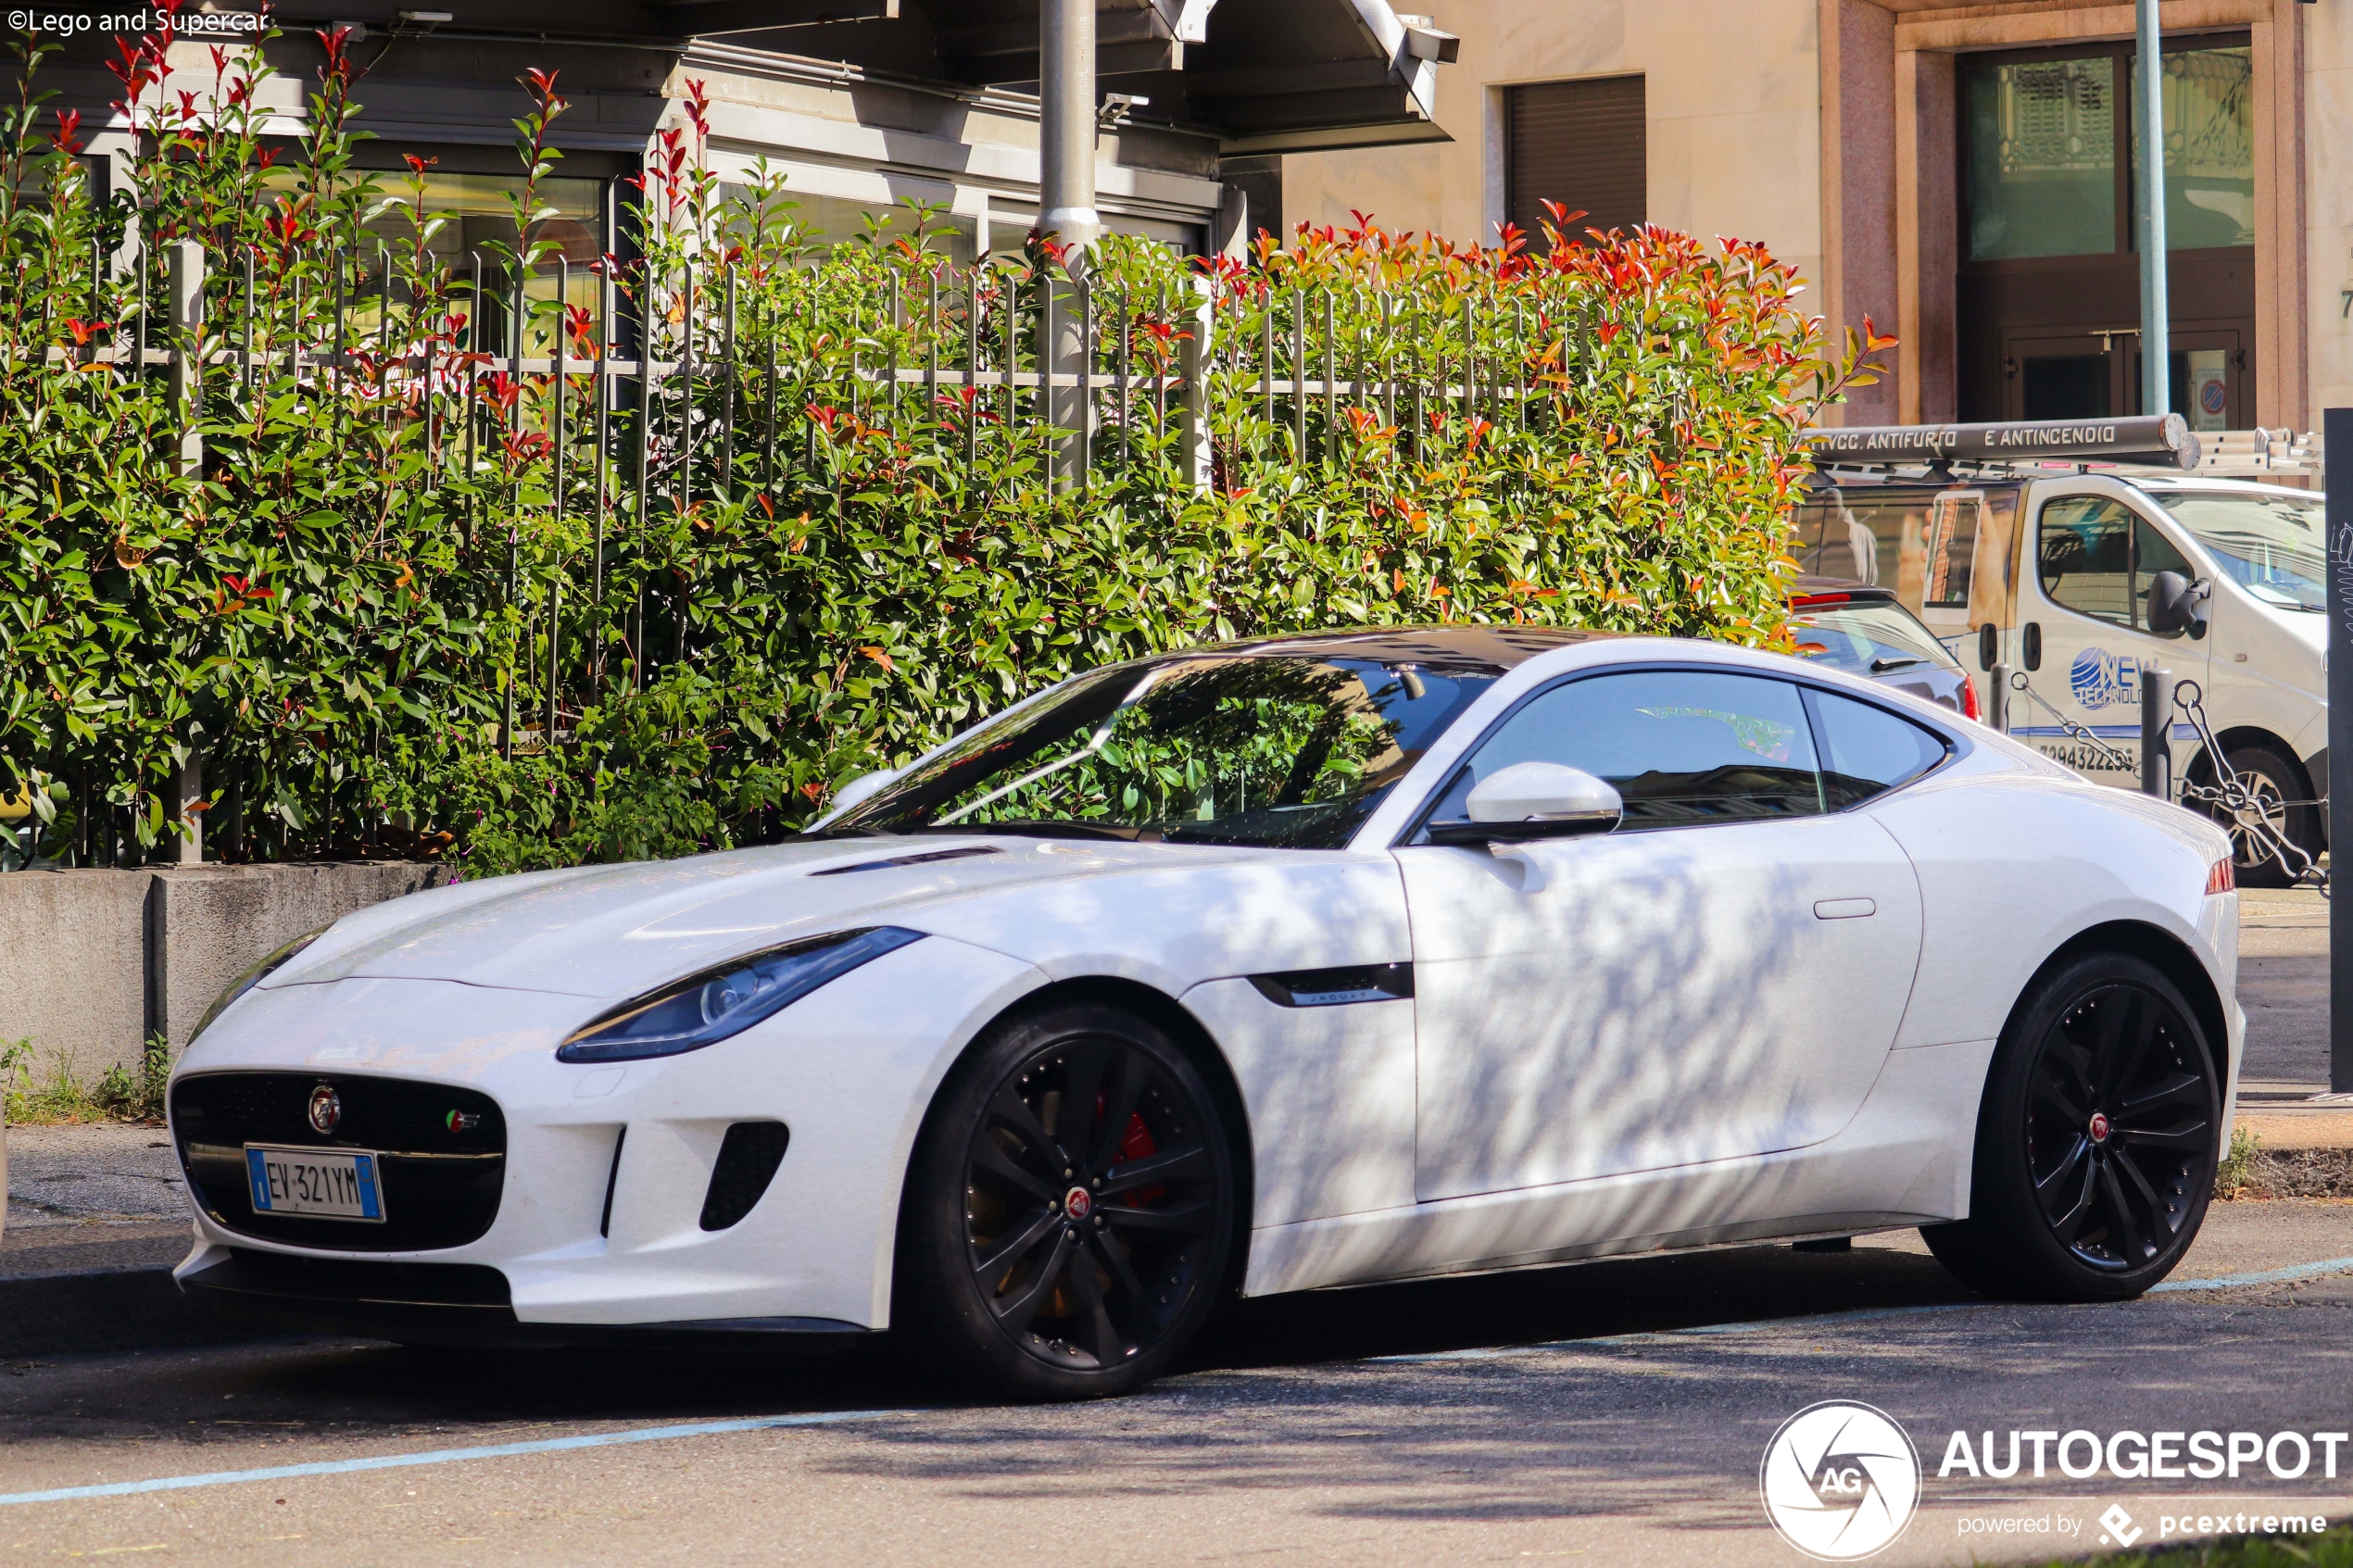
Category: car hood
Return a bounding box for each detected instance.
[271,836,1287,1002]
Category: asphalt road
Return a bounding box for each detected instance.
[3,892,2348,1567]
[6,1204,2353,1567]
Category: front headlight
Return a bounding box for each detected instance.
[189,925,331,1045]
[556,926,925,1063]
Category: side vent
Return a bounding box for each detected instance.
[699,1123,790,1232]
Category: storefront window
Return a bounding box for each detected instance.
[1965,56,2115,261]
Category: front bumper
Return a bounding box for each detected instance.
[169,936,1046,1332]
[178,1248,871,1350]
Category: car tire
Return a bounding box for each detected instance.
[1922,950,2220,1302]
[893,1000,1239,1400]
[2204,743,2319,890]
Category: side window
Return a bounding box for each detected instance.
[1427,670,1824,831]
[1805,690,1951,809]
[2133,516,2195,631]
[2038,495,2133,625]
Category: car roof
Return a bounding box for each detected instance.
[1158,625,1618,674]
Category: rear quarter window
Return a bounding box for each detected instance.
[1804,689,1951,809]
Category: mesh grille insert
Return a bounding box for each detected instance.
[699,1123,790,1232]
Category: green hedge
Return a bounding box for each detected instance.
[0,26,1882,872]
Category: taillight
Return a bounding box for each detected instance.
[2207,857,2235,895]
[1960,676,1982,723]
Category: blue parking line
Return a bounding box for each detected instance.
[2149,1254,2353,1292]
[0,1409,910,1509]
[17,1258,2353,1509]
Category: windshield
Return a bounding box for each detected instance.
[2150,490,2325,611]
[1790,603,1958,677]
[826,655,1499,848]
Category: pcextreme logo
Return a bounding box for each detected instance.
[1759,1401,1923,1561]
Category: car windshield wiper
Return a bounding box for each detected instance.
[1870,655,1926,672]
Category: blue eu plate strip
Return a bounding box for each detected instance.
[356,1154,381,1219]
[245,1148,272,1211]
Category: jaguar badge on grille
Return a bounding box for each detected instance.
[307,1085,342,1135]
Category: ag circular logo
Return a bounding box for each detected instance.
[1758,1400,1921,1561]
[307,1084,342,1135]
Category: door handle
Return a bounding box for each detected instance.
[1814,898,1877,921]
[2023,621,2043,671]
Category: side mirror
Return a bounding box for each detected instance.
[827,768,900,816]
[1427,762,1623,845]
[2145,571,2213,640]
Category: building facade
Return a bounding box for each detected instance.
[31,1,1450,281]
[1278,0,2345,434]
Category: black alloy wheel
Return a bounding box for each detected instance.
[895,1000,1238,1399]
[1924,951,2219,1301]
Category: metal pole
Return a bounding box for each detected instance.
[2327,406,2353,1093]
[2136,0,2170,415]
[1988,662,2011,734]
[1040,0,1096,490]
[1038,0,1100,249]
[2139,664,2171,797]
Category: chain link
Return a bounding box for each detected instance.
[2003,671,2326,895]
[2168,677,2328,897]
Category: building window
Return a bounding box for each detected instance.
[1962,39,2251,262]
[2141,45,2254,249]
[1965,56,2116,262]
[1504,75,1645,245]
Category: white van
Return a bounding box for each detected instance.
[1793,426,2325,886]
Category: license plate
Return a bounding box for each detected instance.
[245,1145,385,1223]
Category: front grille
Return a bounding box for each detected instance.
[699,1122,790,1231]
[171,1072,506,1252]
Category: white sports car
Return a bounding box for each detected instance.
[171,630,2242,1398]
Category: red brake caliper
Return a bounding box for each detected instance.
[1097,1094,1164,1204]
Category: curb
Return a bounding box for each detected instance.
[0,1266,248,1358]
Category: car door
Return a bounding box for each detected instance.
[1395,667,1929,1204]
[2018,484,2211,784]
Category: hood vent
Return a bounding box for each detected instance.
[808,845,1003,878]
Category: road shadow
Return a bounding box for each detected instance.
[1,1237,1978,1449]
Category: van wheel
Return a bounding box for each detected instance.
[2204,744,2317,889]
[1922,951,2218,1301]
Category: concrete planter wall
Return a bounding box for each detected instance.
[0,863,456,1074]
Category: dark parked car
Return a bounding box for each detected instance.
[1788,577,1981,721]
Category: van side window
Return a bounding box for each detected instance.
[2037,496,2134,626]
[2133,517,2195,631]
